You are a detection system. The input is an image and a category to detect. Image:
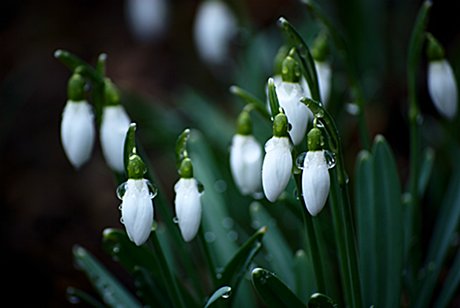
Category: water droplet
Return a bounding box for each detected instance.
[324,150,336,169]
[293,189,301,200]
[204,232,216,243]
[216,272,223,279]
[214,179,227,193]
[119,217,124,224]
[66,289,81,305]
[197,181,205,193]
[112,245,120,254]
[227,230,238,242]
[221,288,232,299]
[172,217,179,224]
[345,103,359,115]
[314,109,325,118]
[296,152,307,170]
[222,217,234,229]
[116,182,128,200]
[146,180,158,199]
[315,120,325,128]
[118,205,123,211]
[416,114,424,125]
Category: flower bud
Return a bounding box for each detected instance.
[174,177,202,242]
[301,61,331,105]
[100,105,131,172]
[262,136,292,202]
[427,60,458,120]
[230,134,262,196]
[194,0,237,64]
[302,150,330,216]
[120,178,154,245]
[60,100,95,168]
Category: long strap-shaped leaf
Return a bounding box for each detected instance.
[73,245,142,307]
[251,267,305,308]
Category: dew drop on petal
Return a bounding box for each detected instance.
[314,109,325,118]
[172,217,179,224]
[324,150,336,169]
[205,232,216,243]
[221,288,232,299]
[119,217,124,224]
[116,182,128,200]
[222,217,234,229]
[296,152,307,170]
[146,180,158,199]
[227,230,238,242]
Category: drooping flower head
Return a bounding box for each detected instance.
[61,73,95,169]
[174,157,202,242]
[276,52,311,145]
[426,33,458,120]
[194,0,237,65]
[100,80,131,173]
[125,0,168,42]
[118,153,155,246]
[301,127,330,216]
[230,110,263,196]
[262,113,293,202]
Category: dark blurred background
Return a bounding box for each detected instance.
[1,0,459,306]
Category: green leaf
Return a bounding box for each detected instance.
[250,202,295,289]
[293,250,317,302]
[251,268,305,308]
[434,250,460,308]
[132,266,172,308]
[415,163,460,308]
[218,227,267,289]
[277,17,320,102]
[308,293,337,308]
[267,78,280,118]
[372,136,403,308]
[66,287,105,307]
[204,286,232,308]
[229,85,270,119]
[175,128,191,169]
[354,150,377,307]
[73,245,142,307]
[54,49,104,85]
[418,147,435,196]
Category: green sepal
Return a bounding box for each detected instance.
[178,157,193,178]
[267,78,281,118]
[67,73,86,101]
[312,32,329,62]
[281,52,301,83]
[426,32,445,61]
[175,128,191,170]
[307,127,323,151]
[123,123,137,173]
[236,110,252,135]
[273,113,289,137]
[104,78,121,106]
[127,154,146,179]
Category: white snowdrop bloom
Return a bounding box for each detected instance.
[230,134,263,196]
[100,105,131,173]
[194,0,237,64]
[302,61,332,105]
[262,136,293,202]
[61,100,95,169]
[276,81,311,145]
[302,150,330,216]
[428,59,458,119]
[120,179,154,246]
[126,0,168,42]
[175,178,202,242]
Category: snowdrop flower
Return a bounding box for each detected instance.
[174,158,202,242]
[61,74,95,169]
[125,0,168,42]
[301,128,330,216]
[194,0,237,65]
[276,54,311,145]
[262,113,293,202]
[100,105,131,173]
[118,154,155,246]
[302,60,331,105]
[426,33,458,120]
[230,111,262,196]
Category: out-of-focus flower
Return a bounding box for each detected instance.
[126,0,168,42]
[100,105,131,173]
[194,0,237,64]
[428,60,458,120]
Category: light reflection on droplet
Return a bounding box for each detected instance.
[296,152,307,170]
[324,150,336,169]
[204,232,216,243]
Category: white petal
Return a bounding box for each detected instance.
[174,178,202,242]
[230,134,263,195]
[276,82,311,145]
[126,0,168,42]
[262,137,293,202]
[301,60,331,106]
[302,151,330,216]
[60,100,95,169]
[121,179,154,246]
[194,0,237,64]
[428,60,458,119]
[100,106,131,173]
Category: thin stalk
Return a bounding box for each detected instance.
[148,232,187,308]
[198,224,218,287]
[295,175,326,293]
[406,1,432,297]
